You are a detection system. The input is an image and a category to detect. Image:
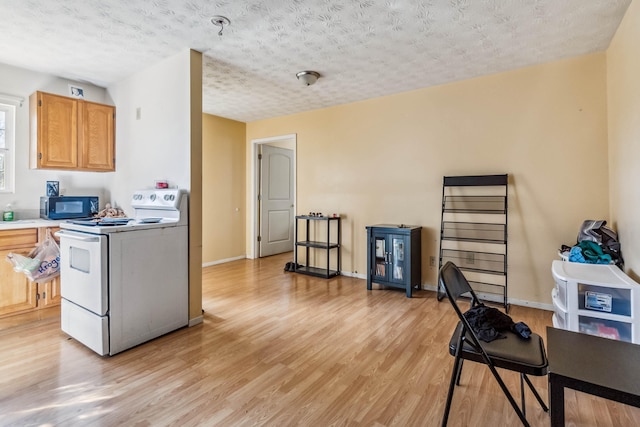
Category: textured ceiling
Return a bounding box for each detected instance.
[0,0,632,122]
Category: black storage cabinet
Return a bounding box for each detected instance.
[366,224,422,297]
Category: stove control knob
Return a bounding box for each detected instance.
[150,194,156,202]
[164,194,171,201]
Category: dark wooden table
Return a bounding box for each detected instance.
[546,327,640,426]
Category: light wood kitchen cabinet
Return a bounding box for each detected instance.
[38,277,61,308]
[80,101,115,170]
[30,91,115,171]
[0,227,62,318]
[0,229,39,317]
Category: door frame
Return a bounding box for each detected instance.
[249,133,297,259]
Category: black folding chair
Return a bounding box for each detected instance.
[439,261,548,427]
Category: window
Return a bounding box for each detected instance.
[0,102,16,192]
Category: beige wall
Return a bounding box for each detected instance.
[246,53,610,307]
[608,0,640,281]
[202,113,247,265]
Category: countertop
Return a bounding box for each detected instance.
[0,219,62,230]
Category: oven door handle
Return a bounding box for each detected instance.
[55,230,101,242]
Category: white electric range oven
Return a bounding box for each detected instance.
[57,189,189,356]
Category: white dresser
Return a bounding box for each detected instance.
[551,260,640,343]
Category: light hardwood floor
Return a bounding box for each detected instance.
[1,252,639,426]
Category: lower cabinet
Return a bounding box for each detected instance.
[0,226,61,318]
[39,277,61,308]
[366,224,422,298]
[0,247,38,316]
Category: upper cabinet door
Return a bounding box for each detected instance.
[35,92,78,169]
[30,91,115,172]
[79,101,115,171]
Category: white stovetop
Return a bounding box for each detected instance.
[59,218,183,234]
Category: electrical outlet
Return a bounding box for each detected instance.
[430,256,436,267]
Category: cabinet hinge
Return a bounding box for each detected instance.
[36,293,40,301]
[258,235,262,242]
[38,152,42,160]
[258,153,262,160]
[257,194,261,201]
[38,100,42,107]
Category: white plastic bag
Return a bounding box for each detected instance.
[6,229,60,282]
[6,252,41,274]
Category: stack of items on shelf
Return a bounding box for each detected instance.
[559,220,623,268]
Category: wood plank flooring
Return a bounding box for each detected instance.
[1,252,639,426]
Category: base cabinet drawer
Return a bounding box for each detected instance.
[578,315,633,343]
[61,299,108,355]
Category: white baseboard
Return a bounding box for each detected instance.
[414,283,553,311]
[202,255,246,268]
[339,271,367,280]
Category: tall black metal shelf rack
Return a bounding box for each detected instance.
[437,174,509,311]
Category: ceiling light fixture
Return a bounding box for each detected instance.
[296,70,321,86]
[211,15,230,36]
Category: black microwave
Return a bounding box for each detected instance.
[40,196,99,220]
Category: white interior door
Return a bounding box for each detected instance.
[259,144,294,257]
